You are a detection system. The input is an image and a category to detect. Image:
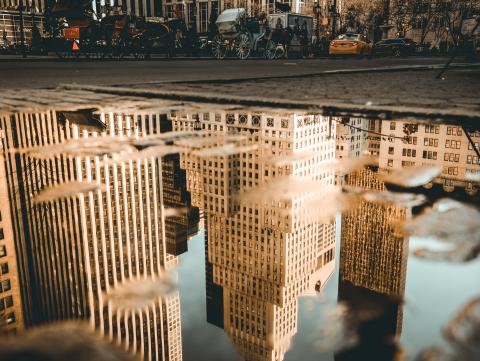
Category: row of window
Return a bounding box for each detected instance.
[0,279,11,293]
[0,295,13,311]
[396,148,480,164]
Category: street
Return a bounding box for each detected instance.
[0,56,460,89]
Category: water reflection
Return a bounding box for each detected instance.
[336,168,408,361]
[172,112,337,361]
[0,108,478,361]
[0,111,200,361]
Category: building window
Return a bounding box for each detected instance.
[0,245,6,258]
[6,312,15,324]
[239,114,248,124]
[387,159,393,167]
[424,138,439,147]
[466,155,479,164]
[0,263,8,275]
[468,142,479,151]
[165,5,174,18]
[390,122,396,130]
[443,166,459,176]
[199,2,209,33]
[226,114,235,124]
[425,124,439,134]
[402,148,416,157]
[2,280,11,292]
[188,3,195,25]
[422,151,437,160]
[388,147,394,155]
[5,295,13,308]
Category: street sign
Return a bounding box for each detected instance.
[64,27,80,40]
[72,41,80,51]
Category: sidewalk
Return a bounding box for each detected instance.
[67,65,480,124]
[2,63,479,126]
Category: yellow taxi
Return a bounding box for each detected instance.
[329,33,373,56]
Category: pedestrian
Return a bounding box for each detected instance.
[300,20,309,58]
[275,18,283,30]
[208,9,218,41]
[185,25,198,57]
[293,17,300,40]
[31,24,41,53]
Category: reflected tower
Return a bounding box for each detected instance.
[336,115,409,360]
[0,151,25,335]
[172,110,337,361]
[0,111,195,361]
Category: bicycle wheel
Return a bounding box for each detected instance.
[265,40,277,59]
[212,35,227,59]
[235,33,251,60]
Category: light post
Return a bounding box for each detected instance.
[382,0,390,39]
[18,0,26,58]
[330,0,337,39]
[313,2,321,43]
[192,0,197,33]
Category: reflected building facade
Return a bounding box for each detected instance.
[336,168,409,361]
[0,111,200,361]
[336,117,409,360]
[162,152,200,256]
[379,120,480,195]
[0,152,25,335]
[338,168,408,334]
[171,111,337,360]
[335,117,480,360]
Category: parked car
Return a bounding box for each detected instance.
[373,38,417,57]
[329,33,373,56]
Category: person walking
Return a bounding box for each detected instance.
[31,24,41,54]
[300,20,309,58]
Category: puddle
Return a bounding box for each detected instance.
[0,104,479,361]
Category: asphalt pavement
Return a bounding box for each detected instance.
[0,56,459,89]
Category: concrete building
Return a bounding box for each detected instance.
[334,115,409,359]
[336,167,408,360]
[335,117,370,160]
[171,110,337,360]
[0,152,25,336]
[162,152,200,256]
[0,110,187,360]
[378,120,480,195]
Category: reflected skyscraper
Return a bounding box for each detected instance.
[335,117,409,360]
[336,168,408,361]
[335,119,479,360]
[0,152,25,335]
[163,153,200,256]
[0,111,199,361]
[172,111,337,361]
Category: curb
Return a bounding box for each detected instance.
[0,56,215,62]
[165,62,480,85]
[59,83,480,127]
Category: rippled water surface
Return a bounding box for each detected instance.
[0,106,479,361]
